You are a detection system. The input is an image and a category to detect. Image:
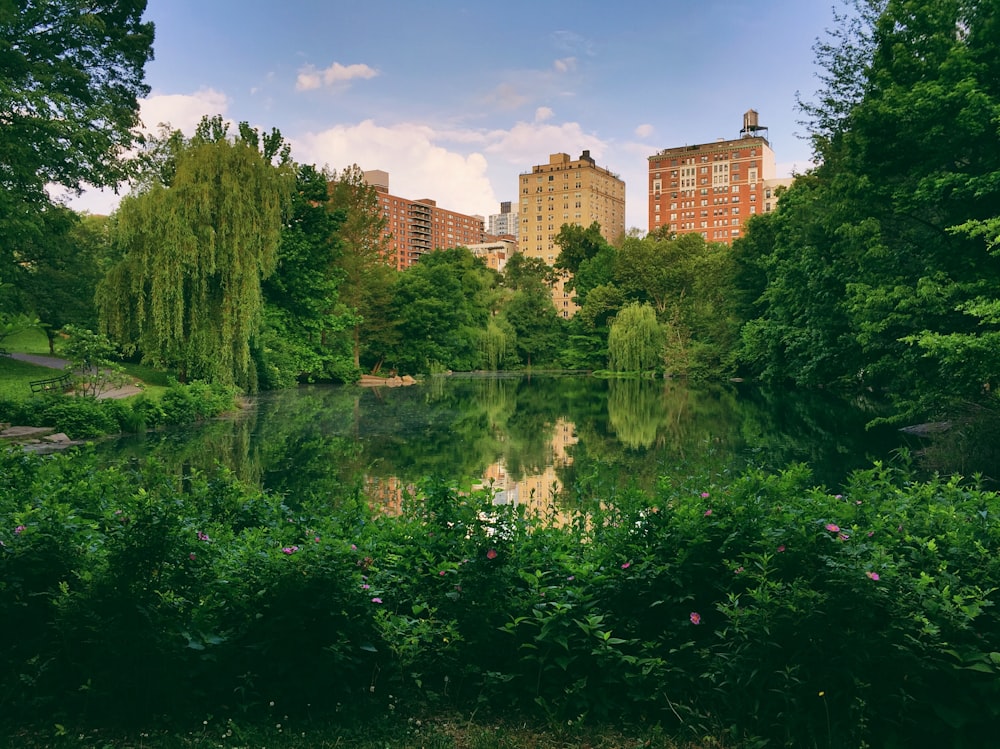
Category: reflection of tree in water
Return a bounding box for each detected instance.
[95,377,911,510]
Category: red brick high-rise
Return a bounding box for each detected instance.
[648,110,791,244]
[363,169,489,270]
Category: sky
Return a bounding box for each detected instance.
[69,0,838,232]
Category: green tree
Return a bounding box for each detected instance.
[607,302,663,373]
[60,324,130,398]
[259,164,357,387]
[328,165,395,371]
[98,116,294,390]
[740,0,1000,417]
[0,0,153,282]
[390,247,497,373]
[9,207,110,354]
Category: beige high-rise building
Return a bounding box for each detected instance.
[518,151,625,316]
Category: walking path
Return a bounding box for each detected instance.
[6,352,144,399]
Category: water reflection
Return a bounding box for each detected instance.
[93,375,913,512]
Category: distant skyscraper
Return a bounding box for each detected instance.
[647,110,792,244]
[488,201,519,239]
[518,151,625,316]
[363,170,487,270]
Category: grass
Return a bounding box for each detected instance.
[2,714,725,749]
[2,326,60,356]
[0,356,63,400]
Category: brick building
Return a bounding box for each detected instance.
[648,110,792,244]
[363,169,489,270]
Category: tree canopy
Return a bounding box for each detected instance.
[98,117,294,390]
[0,0,153,286]
[737,0,1000,418]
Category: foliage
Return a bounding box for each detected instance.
[259,164,357,387]
[607,302,663,372]
[0,380,236,438]
[738,0,1000,419]
[0,0,153,290]
[390,247,498,373]
[60,325,131,398]
[98,116,294,391]
[328,164,396,371]
[2,449,999,747]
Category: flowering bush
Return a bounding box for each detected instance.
[1,448,998,746]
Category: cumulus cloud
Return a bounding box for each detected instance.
[634,123,654,139]
[296,62,378,91]
[292,120,498,218]
[553,57,577,73]
[483,119,606,168]
[534,107,554,122]
[139,87,230,134]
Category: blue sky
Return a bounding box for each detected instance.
[72,0,838,231]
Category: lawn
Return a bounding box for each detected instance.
[0,356,62,400]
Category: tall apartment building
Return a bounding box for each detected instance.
[518,151,626,316]
[647,110,791,245]
[363,169,488,270]
[488,201,519,239]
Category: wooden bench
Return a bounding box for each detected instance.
[29,373,73,393]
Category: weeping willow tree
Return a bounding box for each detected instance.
[607,302,663,373]
[98,117,293,390]
[480,318,514,370]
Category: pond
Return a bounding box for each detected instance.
[91,375,920,513]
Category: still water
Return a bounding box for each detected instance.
[92,375,916,512]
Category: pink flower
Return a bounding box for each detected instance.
[14,525,26,535]
[371,597,383,604]
[362,584,370,590]
[867,531,874,537]
[700,492,710,499]
[621,562,631,569]
[866,571,880,581]
[704,509,712,516]
[314,536,320,542]
[690,612,702,625]
[351,544,358,551]
[825,523,840,533]
[839,532,850,541]
[777,545,786,552]
[439,570,446,576]
[197,531,210,542]
[734,566,744,574]
[835,494,843,500]
[486,549,498,560]
[281,546,299,555]
[189,552,196,561]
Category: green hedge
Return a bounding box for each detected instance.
[1,450,998,746]
[0,380,238,439]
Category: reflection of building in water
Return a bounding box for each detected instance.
[365,419,578,521]
[365,475,408,515]
[476,418,578,520]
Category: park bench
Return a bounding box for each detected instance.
[29,373,73,394]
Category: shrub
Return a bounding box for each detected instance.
[2,449,999,746]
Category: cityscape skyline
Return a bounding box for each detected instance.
[67,0,832,231]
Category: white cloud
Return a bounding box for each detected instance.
[292,120,498,218]
[483,119,606,169]
[553,57,577,73]
[534,107,554,123]
[59,88,232,214]
[634,123,654,139]
[140,88,230,134]
[296,62,378,91]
